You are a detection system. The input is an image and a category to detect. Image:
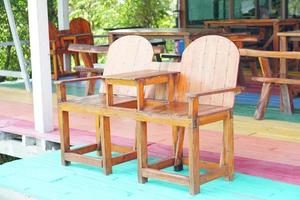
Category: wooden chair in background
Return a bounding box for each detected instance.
[135,36,241,195]
[49,21,79,80]
[48,21,66,80]
[68,17,97,64]
[56,36,157,175]
[240,49,300,120]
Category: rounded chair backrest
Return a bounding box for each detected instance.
[70,17,92,34]
[100,36,154,97]
[48,21,61,49]
[177,35,240,108]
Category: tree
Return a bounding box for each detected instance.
[69,0,176,34]
[0,0,175,82]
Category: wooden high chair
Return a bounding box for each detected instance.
[134,36,241,195]
[56,36,156,175]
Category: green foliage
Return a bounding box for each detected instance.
[69,0,176,34]
[0,0,29,81]
[0,0,57,81]
[0,0,175,82]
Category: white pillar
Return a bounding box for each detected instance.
[58,0,71,71]
[28,0,53,133]
[58,0,70,30]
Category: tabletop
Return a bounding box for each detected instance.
[205,19,299,27]
[109,28,225,36]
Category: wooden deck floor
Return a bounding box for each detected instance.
[0,79,299,199]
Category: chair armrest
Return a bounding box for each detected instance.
[187,87,243,98]
[68,44,109,54]
[55,76,103,103]
[55,76,103,85]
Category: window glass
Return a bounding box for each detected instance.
[234,0,256,19]
[288,0,300,17]
[186,0,227,25]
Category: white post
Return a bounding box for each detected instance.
[58,0,71,71]
[3,0,31,92]
[28,0,54,133]
[58,0,70,30]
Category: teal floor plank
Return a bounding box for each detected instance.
[0,151,299,200]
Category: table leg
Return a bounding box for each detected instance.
[272,22,280,74]
[273,22,279,51]
[280,85,294,115]
[183,35,190,48]
[279,36,294,114]
[254,83,272,120]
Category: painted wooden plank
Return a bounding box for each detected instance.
[0,151,299,199]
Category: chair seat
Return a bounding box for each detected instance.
[142,102,231,120]
[60,94,136,113]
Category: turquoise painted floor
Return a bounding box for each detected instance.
[0,151,299,200]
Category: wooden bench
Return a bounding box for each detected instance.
[239,49,300,120]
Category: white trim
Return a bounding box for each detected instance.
[58,0,71,71]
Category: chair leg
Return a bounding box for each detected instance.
[249,61,258,76]
[137,121,148,184]
[85,72,96,96]
[58,109,71,166]
[95,115,102,157]
[254,83,272,120]
[99,116,112,175]
[222,112,234,181]
[173,126,184,171]
[188,125,200,195]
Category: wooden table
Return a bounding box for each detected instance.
[204,19,300,51]
[108,28,225,47]
[278,30,300,72]
[278,30,300,113]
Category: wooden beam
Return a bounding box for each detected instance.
[28,0,53,133]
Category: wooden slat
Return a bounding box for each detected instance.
[148,158,175,170]
[69,144,97,155]
[199,167,226,185]
[141,168,189,186]
[111,152,137,166]
[111,144,134,153]
[64,153,103,167]
[182,158,219,170]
